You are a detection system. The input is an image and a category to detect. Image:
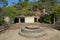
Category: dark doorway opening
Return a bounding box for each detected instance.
[34,18,37,22]
[14,17,19,23]
[38,18,40,22]
[20,17,25,23]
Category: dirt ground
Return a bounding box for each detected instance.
[0,27,60,40]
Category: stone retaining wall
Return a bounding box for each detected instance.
[0,24,9,32]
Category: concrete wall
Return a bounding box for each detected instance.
[4,17,10,23]
[25,17,34,23]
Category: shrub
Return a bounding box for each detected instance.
[40,14,52,24]
[0,17,5,26]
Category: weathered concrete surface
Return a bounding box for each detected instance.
[9,23,60,30]
[0,27,60,40]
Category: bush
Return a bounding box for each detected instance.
[0,17,5,26]
[43,14,52,24]
[40,14,52,24]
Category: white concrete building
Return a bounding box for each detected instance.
[25,17,34,23]
[14,16,38,23]
[4,17,10,23]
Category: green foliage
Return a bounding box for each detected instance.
[42,14,52,24]
[24,0,29,2]
[25,13,35,16]
[0,17,5,25]
[1,0,59,24]
[18,1,35,16]
[40,0,46,2]
[53,7,60,17]
[3,6,20,18]
[50,0,57,5]
[53,7,60,24]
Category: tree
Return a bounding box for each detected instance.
[47,0,57,13]
[37,0,57,24]
[24,0,29,2]
[18,0,23,4]
[0,0,7,25]
[3,6,20,18]
[38,0,57,11]
[18,0,23,9]
[0,0,8,7]
[15,0,34,16]
[0,0,8,19]
[40,0,46,2]
[52,7,60,24]
[50,0,57,6]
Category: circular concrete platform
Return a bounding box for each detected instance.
[19,25,46,37]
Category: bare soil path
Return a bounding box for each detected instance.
[0,26,60,40]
